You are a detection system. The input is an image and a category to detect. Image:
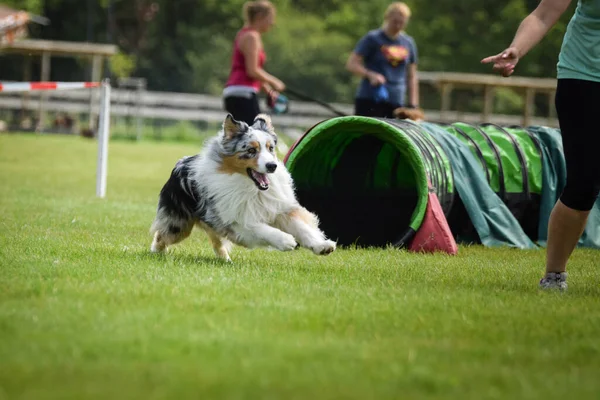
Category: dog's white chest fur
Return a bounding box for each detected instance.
[194,157,297,227]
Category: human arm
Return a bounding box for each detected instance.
[261,81,279,104]
[239,31,285,91]
[345,34,386,86]
[346,53,386,85]
[406,63,419,107]
[481,0,573,76]
[406,39,419,107]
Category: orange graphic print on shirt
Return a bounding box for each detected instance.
[381,45,409,67]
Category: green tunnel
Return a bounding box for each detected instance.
[284,116,453,247]
[283,116,599,248]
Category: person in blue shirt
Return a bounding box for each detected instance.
[483,0,600,291]
[346,2,420,118]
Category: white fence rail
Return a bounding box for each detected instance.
[0,72,559,130]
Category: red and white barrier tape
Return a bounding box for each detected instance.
[0,81,100,93]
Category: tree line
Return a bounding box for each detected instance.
[2,0,575,112]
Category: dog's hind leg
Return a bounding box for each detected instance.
[151,231,168,252]
[198,222,232,262]
[275,207,336,255]
[150,215,195,253]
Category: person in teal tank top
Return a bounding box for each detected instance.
[482,0,600,291]
[558,0,600,82]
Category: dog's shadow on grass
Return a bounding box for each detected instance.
[119,247,237,268]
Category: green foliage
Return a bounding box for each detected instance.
[2,0,43,14]
[0,0,579,107]
[494,87,525,115]
[110,52,136,78]
[109,119,209,142]
[263,10,356,102]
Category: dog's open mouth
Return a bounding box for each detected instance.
[247,168,270,190]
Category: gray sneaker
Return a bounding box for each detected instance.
[539,272,568,291]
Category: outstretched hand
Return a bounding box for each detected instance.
[481,47,520,77]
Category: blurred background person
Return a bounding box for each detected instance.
[346,2,419,118]
[222,0,286,124]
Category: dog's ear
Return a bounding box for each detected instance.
[223,114,247,140]
[252,113,277,144]
[252,113,275,135]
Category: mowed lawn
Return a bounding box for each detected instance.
[1,133,600,400]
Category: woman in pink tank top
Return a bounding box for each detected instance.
[223,1,285,125]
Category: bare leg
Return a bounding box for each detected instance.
[545,200,590,273]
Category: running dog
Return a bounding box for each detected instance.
[149,113,336,261]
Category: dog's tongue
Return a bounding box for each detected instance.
[252,170,269,187]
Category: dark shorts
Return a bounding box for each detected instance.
[555,78,600,211]
[223,93,261,125]
[354,98,401,119]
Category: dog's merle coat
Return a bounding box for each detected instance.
[157,155,204,230]
[150,113,336,261]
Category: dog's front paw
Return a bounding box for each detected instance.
[273,233,298,252]
[312,240,336,255]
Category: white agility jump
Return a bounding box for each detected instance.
[0,81,100,92]
[1,79,111,198]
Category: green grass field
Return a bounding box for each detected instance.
[1,133,600,400]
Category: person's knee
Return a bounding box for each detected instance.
[560,180,600,211]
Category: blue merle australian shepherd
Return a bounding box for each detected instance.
[150,113,336,261]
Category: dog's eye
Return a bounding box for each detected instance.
[247,148,257,154]
[268,146,274,152]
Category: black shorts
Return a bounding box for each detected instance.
[555,78,600,211]
[223,93,261,125]
[354,98,400,119]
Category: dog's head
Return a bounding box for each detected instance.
[218,113,279,191]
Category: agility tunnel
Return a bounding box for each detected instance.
[283,116,600,252]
